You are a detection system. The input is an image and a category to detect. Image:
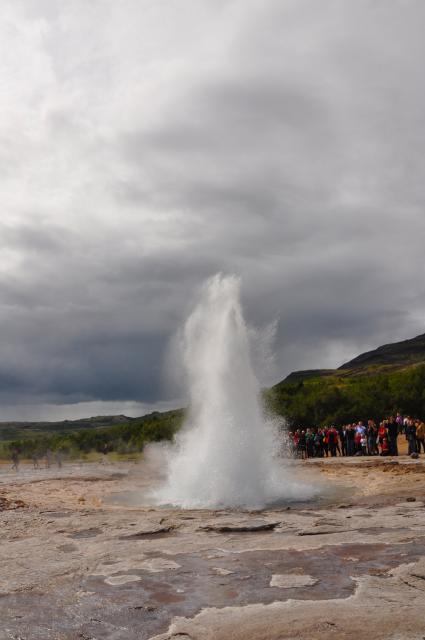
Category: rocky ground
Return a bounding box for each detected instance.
[1,451,425,640]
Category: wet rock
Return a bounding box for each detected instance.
[68,527,102,539]
[314,518,343,527]
[131,604,157,612]
[270,574,319,588]
[57,543,78,553]
[138,558,181,573]
[119,522,175,539]
[395,565,425,591]
[367,567,389,576]
[104,574,141,586]
[298,528,349,536]
[199,519,280,533]
[212,567,235,576]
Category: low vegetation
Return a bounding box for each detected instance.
[269,363,425,428]
[0,410,184,460]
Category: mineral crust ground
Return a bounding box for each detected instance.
[1,454,425,640]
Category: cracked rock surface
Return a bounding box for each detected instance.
[1,457,425,640]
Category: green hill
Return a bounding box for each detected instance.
[269,333,425,427]
[0,410,184,459]
[339,333,425,371]
[0,414,136,442]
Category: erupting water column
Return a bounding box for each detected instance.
[156,274,286,509]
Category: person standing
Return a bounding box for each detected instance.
[288,431,296,457]
[314,429,324,457]
[387,416,399,456]
[378,422,388,456]
[322,428,329,457]
[328,426,339,457]
[415,420,425,454]
[346,424,355,456]
[355,422,366,455]
[298,430,307,460]
[55,450,63,469]
[305,428,314,458]
[11,449,20,472]
[292,429,301,458]
[367,420,378,455]
[32,452,40,469]
[45,449,53,469]
[340,426,347,456]
[405,419,417,455]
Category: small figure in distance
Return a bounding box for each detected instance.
[45,449,53,469]
[11,449,20,472]
[55,450,63,469]
[32,451,40,469]
[101,442,109,464]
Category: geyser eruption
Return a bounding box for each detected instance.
[155,274,315,509]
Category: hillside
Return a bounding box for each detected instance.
[0,410,184,459]
[0,415,136,442]
[270,332,425,427]
[339,333,425,370]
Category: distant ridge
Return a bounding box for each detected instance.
[0,414,139,442]
[282,332,425,383]
[271,331,425,427]
[283,369,335,383]
[338,332,425,370]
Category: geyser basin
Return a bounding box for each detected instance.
[151,274,318,509]
[105,462,335,510]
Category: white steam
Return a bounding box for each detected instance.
[154,273,316,509]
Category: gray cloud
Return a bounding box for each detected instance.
[0,0,425,418]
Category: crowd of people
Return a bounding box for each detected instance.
[289,414,425,459]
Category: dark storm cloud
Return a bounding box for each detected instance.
[1,0,425,418]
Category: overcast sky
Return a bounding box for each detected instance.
[1,0,425,420]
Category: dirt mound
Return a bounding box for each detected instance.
[0,495,27,511]
[380,463,425,475]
